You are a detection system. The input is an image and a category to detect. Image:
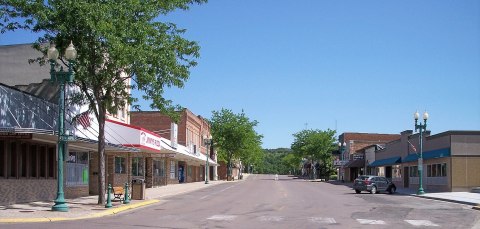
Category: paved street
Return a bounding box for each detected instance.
[2,174,480,229]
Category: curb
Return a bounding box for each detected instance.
[409,194,477,207]
[0,199,160,223]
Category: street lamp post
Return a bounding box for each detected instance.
[48,42,77,212]
[338,142,346,182]
[203,135,212,184]
[414,110,429,195]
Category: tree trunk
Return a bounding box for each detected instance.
[227,156,232,180]
[97,107,106,205]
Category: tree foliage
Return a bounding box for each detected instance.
[254,148,298,175]
[210,108,263,178]
[291,129,336,179]
[1,0,206,204]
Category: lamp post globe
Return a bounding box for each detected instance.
[423,111,429,120]
[65,41,77,60]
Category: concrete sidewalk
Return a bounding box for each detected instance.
[0,174,250,223]
[396,187,480,208]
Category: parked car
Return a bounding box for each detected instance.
[353,175,396,194]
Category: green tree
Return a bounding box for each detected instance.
[282,153,302,175]
[210,108,263,179]
[291,129,336,179]
[2,0,206,204]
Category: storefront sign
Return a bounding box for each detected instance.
[140,131,162,151]
[160,153,176,158]
[0,133,32,139]
[171,123,178,149]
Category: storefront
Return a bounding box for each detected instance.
[104,119,218,189]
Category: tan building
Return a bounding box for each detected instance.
[372,130,480,192]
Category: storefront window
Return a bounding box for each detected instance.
[427,163,447,177]
[66,152,89,186]
[115,157,126,174]
[170,160,176,179]
[392,165,401,178]
[132,157,144,176]
[409,166,418,177]
[153,159,165,177]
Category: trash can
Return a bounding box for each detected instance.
[131,179,145,200]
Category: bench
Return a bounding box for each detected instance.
[112,186,125,201]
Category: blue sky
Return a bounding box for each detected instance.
[1,1,479,149]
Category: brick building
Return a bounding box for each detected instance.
[130,109,218,182]
[338,132,401,181]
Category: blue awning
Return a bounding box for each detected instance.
[403,148,450,163]
[369,156,401,167]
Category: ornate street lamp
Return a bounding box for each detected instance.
[414,110,429,195]
[338,142,346,182]
[48,41,77,212]
[203,135,212,184]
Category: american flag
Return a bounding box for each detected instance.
[77,111,91,129]
[408,140,417,152]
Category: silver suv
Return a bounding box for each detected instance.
[353,175,396,194]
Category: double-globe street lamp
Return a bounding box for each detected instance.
[48,42,77,212]
[338,141,346,182]
[414,110,429,195]
[203,135,212,184]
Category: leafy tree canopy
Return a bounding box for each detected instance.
[210,108,263,177]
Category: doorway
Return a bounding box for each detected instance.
[404,166,409,188]
[178,164,185,183]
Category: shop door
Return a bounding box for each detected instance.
[178,165,185,183]
[404,167,409,188]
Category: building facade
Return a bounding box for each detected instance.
[130,110,218,181]
[338,132,401,182]
[371,130,480,192]
[0,44,215,205]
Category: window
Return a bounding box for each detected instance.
[115,157,126,174]
[0,141,59,180]
[132,157,144,176]
[48,147,55,178]
[9,142,17,178]
[20,143,27,178]
[188,165,192,177]
[153,159,165,177]
[392,165,401,178]
[409,166,418,177]
[29,145,37,178]
[441,163,447,177]
[66,152,89,186]
[427,163,447,177]
[39,146,46,178]
[170,160,176,179]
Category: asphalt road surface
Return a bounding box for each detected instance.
[3,174,480,228]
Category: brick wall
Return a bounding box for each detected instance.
[0,179,56,205]
[65,186,89,198]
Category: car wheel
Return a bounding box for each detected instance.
[355,189,361,194]
[370,186,377,194]
[389,186,396,194]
